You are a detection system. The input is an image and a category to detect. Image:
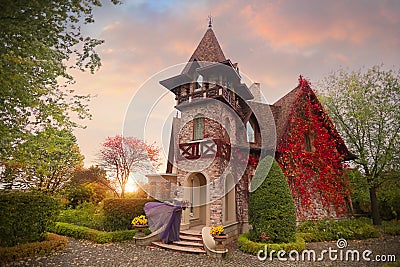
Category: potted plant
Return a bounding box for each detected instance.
[210,225,228,251]
[131,215,148,236]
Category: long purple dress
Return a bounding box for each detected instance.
[144,202,182,243]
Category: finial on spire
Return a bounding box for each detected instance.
[208,14,212,28]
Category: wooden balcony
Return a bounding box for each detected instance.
[176,85,241,112]
[178,139,231,161]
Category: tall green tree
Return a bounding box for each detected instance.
[1,127,84,192]
[321,65,400,225]
[0,0,119,160]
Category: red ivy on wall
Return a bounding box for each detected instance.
[277,76,349,220]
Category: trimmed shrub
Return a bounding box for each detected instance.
[381,220,400,236]
[238,233,305,257]
[0,233,68,263]
[297,217,379,242]
[0,191,60,247]
[111,230,137,242]
[57,202,103,230]
[249,156,296,243]
[102,198,154,231]
[50,222,137,243]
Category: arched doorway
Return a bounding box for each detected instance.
[185,173,208,227]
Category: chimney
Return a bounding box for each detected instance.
[249,82,263,103]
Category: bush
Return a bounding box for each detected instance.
[0,233,68,263]
[297,217,379,242]
[57,202,103,230]
[63,185,96,208]
[348,169,400,220]
[50,222,138,243]
[0,191,60,247]
[238,233,305,256]
[102,198,154,231]
[381,220,400,236]
[377,181,400,220]
[248,156,296,243]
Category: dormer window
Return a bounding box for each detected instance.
[195,74,203,91]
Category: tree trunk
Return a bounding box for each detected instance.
[369,186,381,225]
[121,186,125,199]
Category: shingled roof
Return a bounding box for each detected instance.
[187,27,226,63]
[272,81,355,160]
[272,85,302,142]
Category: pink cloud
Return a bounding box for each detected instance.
[239,1,399,50]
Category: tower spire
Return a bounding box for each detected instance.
[208,14,212,28]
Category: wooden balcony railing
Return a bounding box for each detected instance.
[176,85,241,111]
[178,139,231,161]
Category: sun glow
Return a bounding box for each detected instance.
[125,181,138,193]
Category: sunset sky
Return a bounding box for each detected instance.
[71,0,400,169]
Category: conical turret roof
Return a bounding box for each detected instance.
[187,27,226,63]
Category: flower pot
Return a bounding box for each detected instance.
[213,234,228,251]
[132,224,148,237]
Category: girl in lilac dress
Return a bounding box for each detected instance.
[144,200,184,243]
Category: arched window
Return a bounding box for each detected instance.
[224,174,235,223]
[304,132,315,152]
[193,114,204,140]
[246,121,255,143]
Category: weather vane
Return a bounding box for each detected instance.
[208,13,212,28]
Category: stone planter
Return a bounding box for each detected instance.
[132,224,148,237]
[213,234,228,251]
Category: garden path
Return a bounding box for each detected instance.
[3,235,399,267]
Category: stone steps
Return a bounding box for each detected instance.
[179,234,202,242]
[151,229,206,254]
[174,240,204,247]
[152,241,206,254]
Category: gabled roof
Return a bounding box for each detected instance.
[187,27,226,63]
[272,78,356,160]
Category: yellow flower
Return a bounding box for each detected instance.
[131,215,148,226]
[210,225,224,237]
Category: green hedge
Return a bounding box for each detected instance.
[0,233,68,263]
[297,217,379,242]
[0,191,60,247]
[50,222,138,243]
[57,202,103,230]
[238,232,305,257]
[102,198,154,231]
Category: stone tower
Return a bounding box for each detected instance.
[159,24,260,234]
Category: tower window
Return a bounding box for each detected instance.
[246,121,255,143]
[193,114,204,140]
[195,75,203,91]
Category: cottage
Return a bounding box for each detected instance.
[147,23,354,240]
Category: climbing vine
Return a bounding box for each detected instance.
[277,76,350,220]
